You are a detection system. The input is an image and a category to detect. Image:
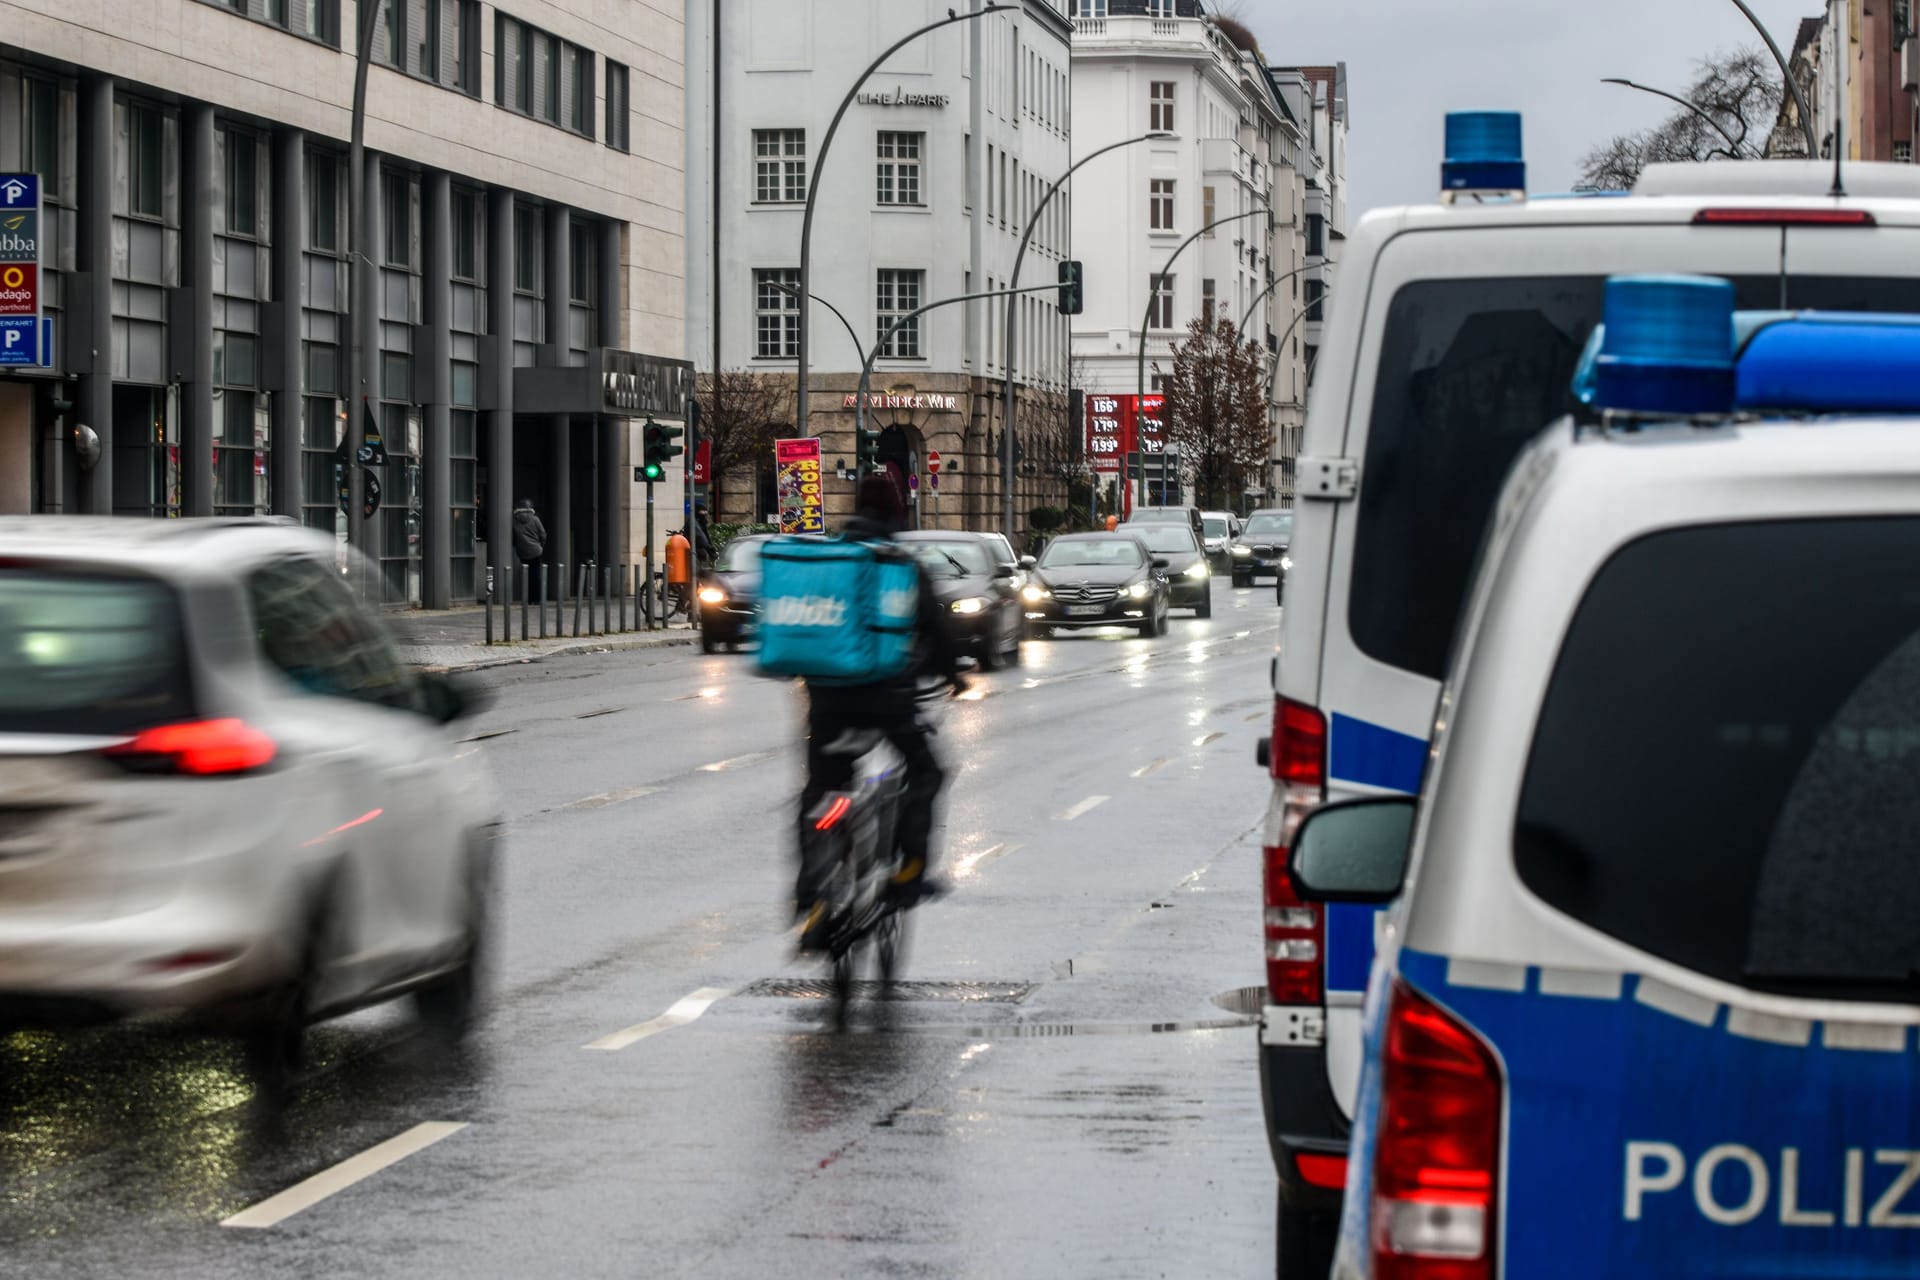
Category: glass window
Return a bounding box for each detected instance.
[1242,511,1293,539]
[907,541,993,576]
[1202,185,1215,235]
[876,268,924,359]
[303,0,334,41]
[753,129,806,203]
[451,185,481,281]
[1203,517,1230,538]
[1306,213,1325,256]
[569,45,594,136]
[569,224,593,305]
[127,102,164,219]
[224,128,258,237]
[449,0,474,92]
[382,169,414,268]
[715,538,764,573]
[1303,278,1324,321]
[382,0,404,67]
[605,62,631,151]
[1201,277,1215,322]
[1147,273,1174,329]
[0,570,194,735]
[22,77,61,200]
[1070,0,1107,16]
[1150,80,1174,132]
[513,203,541,294]
[1134,525,1199,554]
[534,32,559,122]
[306,149,340,252]
[1517,518,1920,1003]
[247,557,418,711]
[1150,178,1173,231]
[1039,538,1143,568]
[755,268,800,359]
[876,131,924,206]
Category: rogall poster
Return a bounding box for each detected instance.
[775,438,824,534]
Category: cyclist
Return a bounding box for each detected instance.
[795,473,966,951]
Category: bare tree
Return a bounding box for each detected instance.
[1579,47,1786,190]
[694,369,789,503]
[1157,315,1269,511]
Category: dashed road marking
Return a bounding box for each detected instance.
[1193,732,1224,747]
[1055,795,1110,821]
[1131,759,1169,778]
[584,987,731,1051]
[221,1122,468,1229]
[698,751,776,773]
[953,842,1022,878]
[563,783,664,811]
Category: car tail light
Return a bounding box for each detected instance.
[1692,207,1876,226]
[1264,697,1328,1004]
[1296,1151,1350,1189]
[105,719,277,777]
[1372,979,1502,1280]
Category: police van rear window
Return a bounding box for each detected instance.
[1350,274,1920,681]
[1515,518,1920,1003]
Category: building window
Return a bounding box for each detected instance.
[1071,0,1107,16]
[876,131,923,206]
[1148,0,1174,16]
[418,0,441,80]
[755,268,801,359]
[568,45,594,137]
[606,62,631,152]
[381,0,404,68]
[569,223,594,305]
[1147,274,1174,329]
[126,101,165,220]
[307,149,340,252]
[451,185,482,281]
[1150,81,1174,133]
[1149,178,1174,231]
[533,30,559,121]
[513,203,541,294]
[302,0,335,42]
[754,129,807,203]
[449,0,476,93]
[224,127,259,237]
[1306,213,1325,256]
[382,169,416,268]
[1304,278,1325,322]
[1202,185,1215,235]
[1202,278,1215,322]
[497,13,533,114]
[876,269,924,359]
[22,77,61,199]
[1898,141,1915,163]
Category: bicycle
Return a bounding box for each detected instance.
[799,680,951,1027]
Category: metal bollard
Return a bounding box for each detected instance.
[597,566,609,635]
[554,561,566,638]
[519,565,529,641]
[616,564,626,633]
[572,563,585,637]
[484,575,494,645]
[538,564,549,639]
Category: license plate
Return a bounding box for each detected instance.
[1065,604,1104,617]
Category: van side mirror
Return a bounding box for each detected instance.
[1288,796,1416,903]
[1018,555,1037,570]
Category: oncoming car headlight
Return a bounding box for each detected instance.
[1183,561,1209,580]
[697,585,727,605]
[1021,584,1050,603]
[950,596,989,615]
[1128,581,1153,600]
[1231,545,1252,557]
[1280,555,1294,572]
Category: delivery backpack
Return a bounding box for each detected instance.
[755,537,920,684]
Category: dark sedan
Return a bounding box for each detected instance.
[897,532,1024,670]
[1020,532,1171,639]
[697,534,769,652]
[1128,521,1211,617]
[1229,508,1294,589]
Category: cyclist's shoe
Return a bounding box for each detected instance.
[795,902,830,955]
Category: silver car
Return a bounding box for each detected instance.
[0,518,496,1091]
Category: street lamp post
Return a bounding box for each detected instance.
[1135,205,1270,505]
[1235,263,1316,340]
[767,280,862,365]
[1000,130,1174,539]
[796,4,1011,441]
[1600,78,1748,158]
[1726,0,1818,160]
[345,0,380,575]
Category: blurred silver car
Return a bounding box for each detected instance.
[0,518,496,1089]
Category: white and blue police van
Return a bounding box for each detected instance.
[1257,110,1920,1266]
[1286,272,1920,1279]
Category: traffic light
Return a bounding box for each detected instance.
[856,424,881,475]
[1057,259,1084,315]
[641,418,683,482]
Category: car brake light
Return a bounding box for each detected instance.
[1296,1151,1350,1189]
[1372,979,1502,1280]
[1264,697,1328,1004]
[105,719,277,777]
[1692,207,1876,227]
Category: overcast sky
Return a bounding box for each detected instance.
[1243,0,1821,215]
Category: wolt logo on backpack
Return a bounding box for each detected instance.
[763,595,848,628]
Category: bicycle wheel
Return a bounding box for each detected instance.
[875,909,907,987]
[830,944,856,1030]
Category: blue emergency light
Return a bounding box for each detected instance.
[1588,275,1737,415]
[1735,313,1920,414]
[1442,112,1526,194]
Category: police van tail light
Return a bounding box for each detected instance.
[1373,979,1502,1280]
[1264,697,1328,1004]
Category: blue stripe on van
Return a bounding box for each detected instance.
[1328,714,1429,794]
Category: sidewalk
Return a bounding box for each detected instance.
[388,604,698,673]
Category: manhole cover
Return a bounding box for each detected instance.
[738,978,1033,1003]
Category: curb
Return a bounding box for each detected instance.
[409,631,701,674]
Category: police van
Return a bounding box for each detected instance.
[1256,110,1920,1263]
[1286,274,1920,1279]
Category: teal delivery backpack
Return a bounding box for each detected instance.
[755,537,920,683]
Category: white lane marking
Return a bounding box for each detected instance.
[1130,758,1169,778]
[1243,712,1265,723]
[953,842,1022,879]
[1055,795,1109,821]
[564,783,664,811]
[221,1122,467,1229]
[583,986,731,1051]
[1192,732,1224,747]
[698,751,776,773]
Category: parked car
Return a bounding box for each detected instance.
[1019,532,1170,638]
[0,517,495,1093]
[1128,520,1212,617]
[896,532,1023,669]
[697,534,770,653]
[1200,510,1240,570]
[1229,508,1293,588]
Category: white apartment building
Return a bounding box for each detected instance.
[1067,0,1307,511]
[685,0,1074,535]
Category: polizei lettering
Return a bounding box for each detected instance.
[765,596,848,628]
[1624,1141,1920,1229]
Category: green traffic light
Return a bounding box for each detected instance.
[641,461,664,482]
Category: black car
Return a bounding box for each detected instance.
[1229,508,1294,589]
[1128,521,1211,617]
[896,532,1023,670]
[1020,532,1171,639]
[697,534,769,652]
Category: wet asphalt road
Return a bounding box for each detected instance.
[0,580,1287,1279]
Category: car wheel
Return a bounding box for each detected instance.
[1275,1196,1339,1277]
[243,872,342,1097]
[1196,592,1213,619]
[1232,573,1250,589]
[415,838,493,1044]
[700,633,718,654]
[1136,617,1156,639]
